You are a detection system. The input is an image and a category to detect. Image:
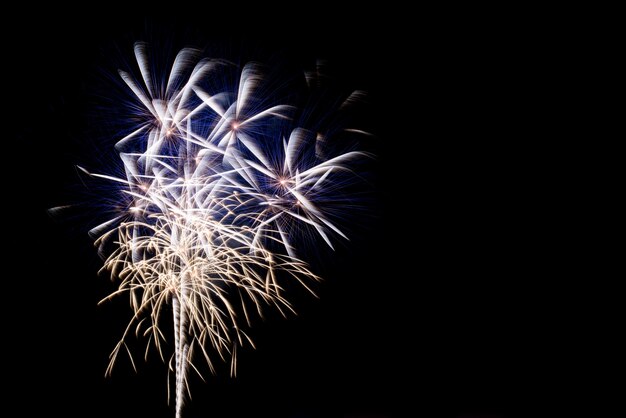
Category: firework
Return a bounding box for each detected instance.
[62,43,369,417]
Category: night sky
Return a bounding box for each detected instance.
[11,12,546,418]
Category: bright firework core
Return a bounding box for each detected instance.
[73,42,370,418]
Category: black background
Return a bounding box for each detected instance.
[8,11,550,418]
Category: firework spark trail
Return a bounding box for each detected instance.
[67,43,369,417]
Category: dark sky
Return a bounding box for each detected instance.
[9,12,547,418]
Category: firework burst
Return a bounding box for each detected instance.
[58,42,370,417]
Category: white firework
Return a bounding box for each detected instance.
[63,42,368,418]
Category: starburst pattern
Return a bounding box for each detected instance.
[64,42,369,417]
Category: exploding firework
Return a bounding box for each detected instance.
[59,42,370,417]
